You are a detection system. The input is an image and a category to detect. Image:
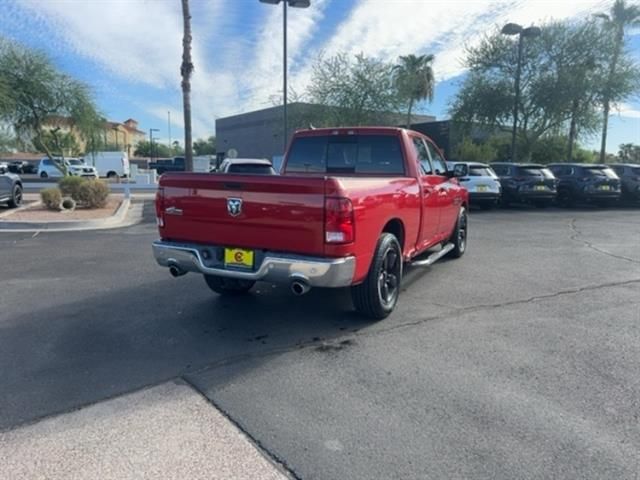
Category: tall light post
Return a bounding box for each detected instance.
[259,0,310,152]
[501,23,541,163]
[149,128,159,163]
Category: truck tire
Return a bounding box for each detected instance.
[447,206,467,258]
[204,275,255,295]
[351,233,402,320]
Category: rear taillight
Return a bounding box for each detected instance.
[155,187,165,227]
[325,197,354,244]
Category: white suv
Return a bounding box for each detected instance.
[38,158,98,179]
[67,159,98,178]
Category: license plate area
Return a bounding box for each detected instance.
[476,185,488,192]
[599,185,611,191]
[535,185,546,191]
[224,248,254,269]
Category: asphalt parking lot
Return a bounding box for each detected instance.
[0,203,639,479]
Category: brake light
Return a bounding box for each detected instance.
[155,187,165,227]
[325,197,354,244]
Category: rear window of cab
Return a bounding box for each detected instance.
[285,135,405,175]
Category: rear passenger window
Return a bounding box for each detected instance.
[286,135,405,175]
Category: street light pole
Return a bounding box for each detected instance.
[501,23,541,163]
[259,0,310,153]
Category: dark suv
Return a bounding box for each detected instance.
[610,163,640,202]
[548,163,621,206]
[490,162,557,207]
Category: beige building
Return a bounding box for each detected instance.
[103,119,146,157]
[43,117,146,158]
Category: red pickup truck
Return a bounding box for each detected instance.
[153,127,469,319]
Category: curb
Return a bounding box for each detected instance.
[0,198,132,232]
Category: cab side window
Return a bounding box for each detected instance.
[425,141,447,175]
[411,137,432,175]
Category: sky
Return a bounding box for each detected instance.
[0,0,638,153]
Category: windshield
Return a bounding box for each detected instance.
[68,159,83,166]
[583,167,618,179]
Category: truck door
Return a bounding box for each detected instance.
[410,136,441,252]
[425,140,458,237]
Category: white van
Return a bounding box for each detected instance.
[85,151,130,178]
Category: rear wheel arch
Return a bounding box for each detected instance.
[382,218,405,252]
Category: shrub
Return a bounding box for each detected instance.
[76,180,110,208]
[40,188,62,210]
[58,176,87,200]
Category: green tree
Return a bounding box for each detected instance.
[0,39,102,174]
[618,142,640,162]
[548,22,609,161]
[181,0,194,171]
[134,140,172,158]
[450,21,636,162]
[453,137,498,163]
[393,54,435,128]
[595,0,640,162]
[193,136,216,155]
[307,53,405,126]
[38,129,81,157]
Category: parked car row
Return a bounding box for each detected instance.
[449,161,638,208]
[0,161,38,175]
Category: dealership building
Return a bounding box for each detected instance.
[215,102,436,163]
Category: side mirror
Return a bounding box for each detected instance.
[452,163,468,178]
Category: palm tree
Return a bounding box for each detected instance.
[594,0,640,163]
[393,54,435,128]
[181,0,194,171]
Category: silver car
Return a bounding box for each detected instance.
[447,161,501,209]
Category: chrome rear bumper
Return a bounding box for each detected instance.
[152,240,355,288]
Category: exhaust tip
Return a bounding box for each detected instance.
[291,280,311,296]
[169,265,185,278]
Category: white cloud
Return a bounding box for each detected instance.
[617,103,640,119]
[4,0,624,136]
[292,0,611,85]
[17,0,183,89]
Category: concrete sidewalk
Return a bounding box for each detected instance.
[0,381,290,480]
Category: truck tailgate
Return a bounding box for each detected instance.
[158,173,327,256]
